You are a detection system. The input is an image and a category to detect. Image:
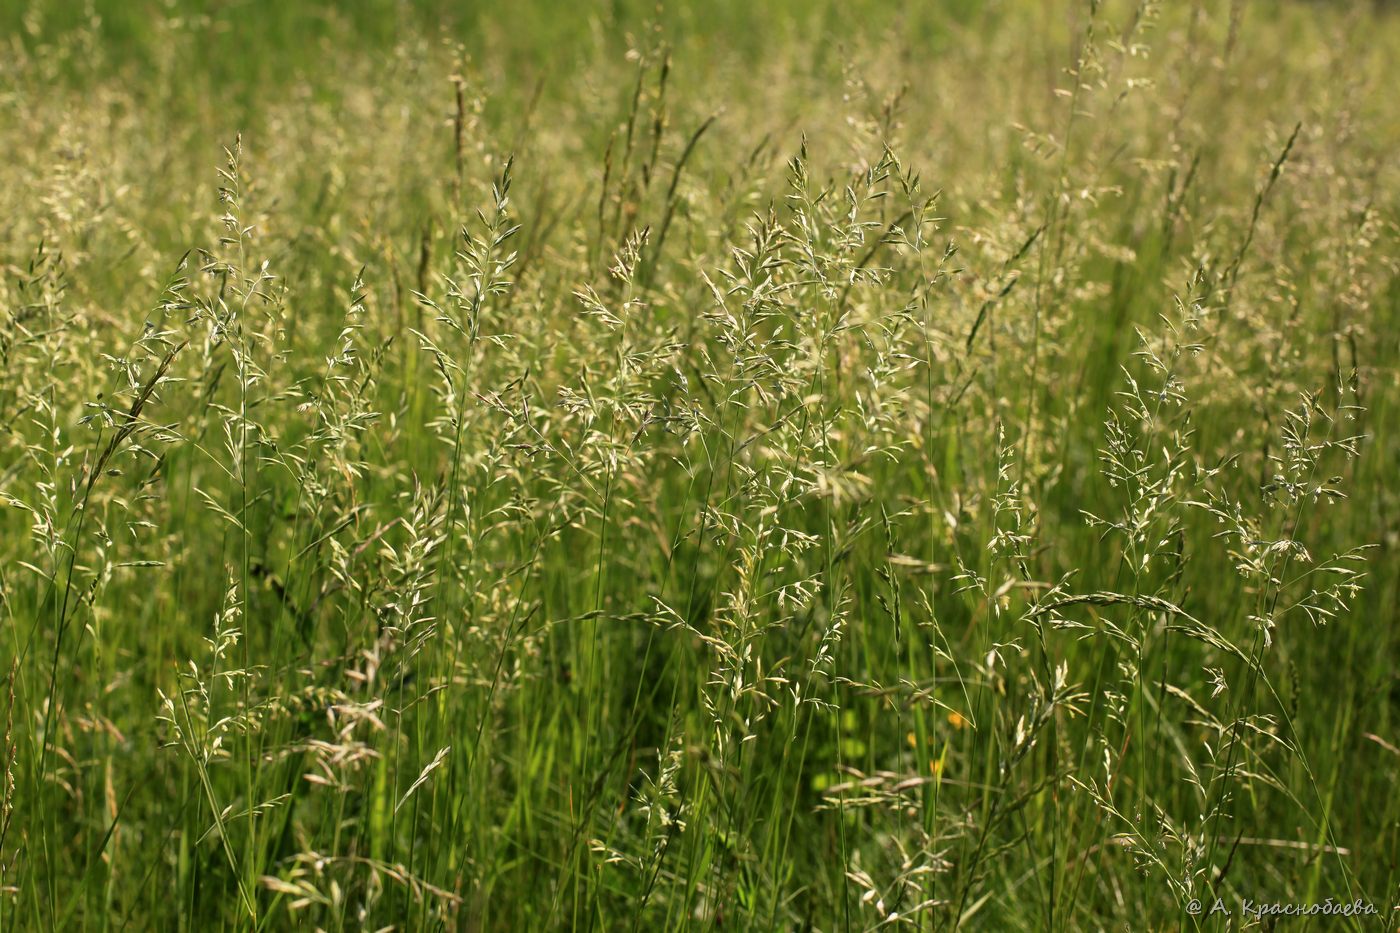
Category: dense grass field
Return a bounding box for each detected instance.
[2,0,1399,928]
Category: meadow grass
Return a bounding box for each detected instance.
[1,0,1398,928]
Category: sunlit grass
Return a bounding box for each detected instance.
[1,1,1398,928]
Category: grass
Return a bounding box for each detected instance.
[1,0,1398,928]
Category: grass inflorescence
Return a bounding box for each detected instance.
[1,0,1398,929]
